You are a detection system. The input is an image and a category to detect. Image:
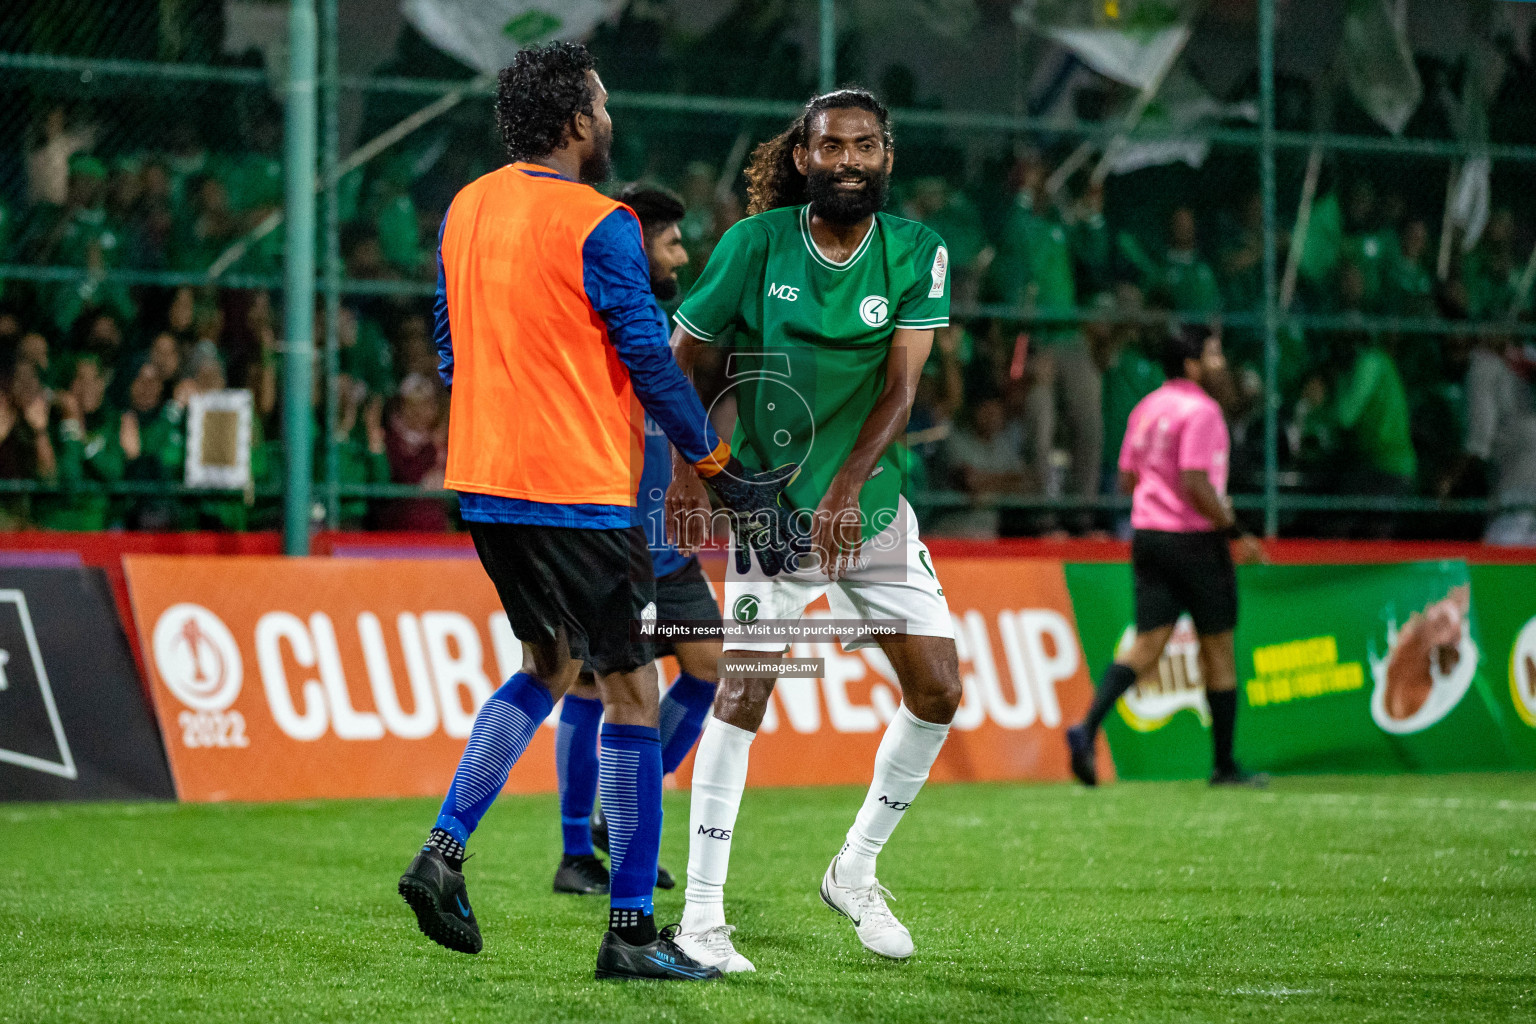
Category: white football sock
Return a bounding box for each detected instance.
[839,703,950,889]
[681,716,755,934]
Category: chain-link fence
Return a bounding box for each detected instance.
[1,0,1534,544]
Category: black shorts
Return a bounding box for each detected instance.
[469,521,655,677]
[652,556,723,658]
[1131,529,1238,635]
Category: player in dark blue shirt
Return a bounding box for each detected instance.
[551,185,725,897]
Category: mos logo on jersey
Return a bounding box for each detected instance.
[768,283,799,301]
[859,295,889,328]
[733,595,760,623]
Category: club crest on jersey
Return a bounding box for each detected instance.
[859,295,889,328]
[733,595,760,623]
[768,283,799,301]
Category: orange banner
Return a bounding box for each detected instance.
[125,555,1099,802]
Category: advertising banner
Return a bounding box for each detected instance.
[1066,560,1536,779]
[0,568,175,801]
[1465,564,1536,767]
[124,555,1097,802]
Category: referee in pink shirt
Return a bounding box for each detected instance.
[1066,323,1265,787]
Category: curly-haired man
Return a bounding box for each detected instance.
[396,42,791,982]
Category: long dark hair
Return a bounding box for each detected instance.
[743,88,891,216]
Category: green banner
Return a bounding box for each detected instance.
[1064,561,1536,780]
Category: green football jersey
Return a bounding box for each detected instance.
[675,204,950,539]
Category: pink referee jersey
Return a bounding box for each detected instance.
[1118,378,1230,533]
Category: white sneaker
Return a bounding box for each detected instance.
[673,924,756,973]
[819,856,914,959]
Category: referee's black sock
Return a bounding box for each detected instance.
[1208,688,1238,774]
[1083,662,1138,737]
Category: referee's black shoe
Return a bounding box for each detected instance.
[554,854,610,895]
[1210,765,1270,788]
[399,847,482,954]
[594,925,723,981]
[592,804,677,889]
[1065,724,1098,786]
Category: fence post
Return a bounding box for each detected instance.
[819,0,836,94]
[1259,0,1280,539]
[283,0,319,555]
[321,0,341,529]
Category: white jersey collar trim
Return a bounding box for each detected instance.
[799,205,876,272]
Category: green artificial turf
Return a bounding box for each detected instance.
[3,775,1535,1023]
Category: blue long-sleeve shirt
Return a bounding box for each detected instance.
[433,166,718,530]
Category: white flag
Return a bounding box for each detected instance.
[1016,0,1205,92]
[1341,0,1422,137]
[402,0,625,75]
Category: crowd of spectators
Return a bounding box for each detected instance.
[904,164,1536,543]
[2,81,1535,542]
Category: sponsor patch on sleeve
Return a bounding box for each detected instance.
[928,245,949,298]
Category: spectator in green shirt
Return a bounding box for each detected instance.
[0,360,57,527]
[990,155,1109,526]
[171,175,242,273]
[1159,207,1222,314]
[217,111,284,216]
[121,357,178,530]
[1340,179,1397,312]
[339,305,397,400]
[1463,208,1525,319]
[1088,291,1164,486]
[1385,218,1435,317]
[1120,206,1223,315]
[162,121,211,220]
[319,372,392,529]
[368,157,425,277]
[1386,218,1450,428]
[902,177,993,305]
[34,354,127,531]
[23,156,135,331]
[1327,332,1419,534]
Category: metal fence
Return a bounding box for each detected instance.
[1,0,1532,552]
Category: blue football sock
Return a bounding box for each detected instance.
[599,723,662,917]
[555,694,603,857]
[434,672,554,843]
[658,672,718,775]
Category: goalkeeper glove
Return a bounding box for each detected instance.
[698,455,806,578]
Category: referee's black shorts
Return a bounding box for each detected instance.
[1131,529,1238,636]
[469,521,655,677]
